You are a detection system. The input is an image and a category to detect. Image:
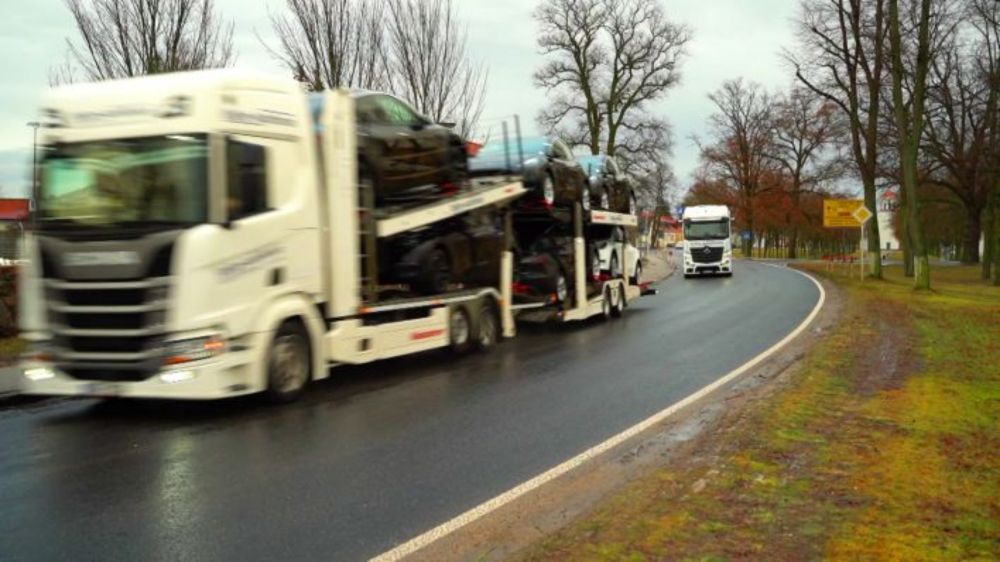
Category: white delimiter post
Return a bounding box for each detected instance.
[574,204,586,310]
[323,90,361,318]
[860,224,865,281]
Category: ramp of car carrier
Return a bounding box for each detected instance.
[376,179,526,238]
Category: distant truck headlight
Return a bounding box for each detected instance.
[164,333,227,366]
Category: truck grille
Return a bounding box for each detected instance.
[691,246,724,264]
[38,243,174,383]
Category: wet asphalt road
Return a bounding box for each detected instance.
[0,260,820,562]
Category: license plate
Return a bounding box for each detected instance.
[83,382,122,397]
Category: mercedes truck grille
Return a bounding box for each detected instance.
[691,246,724,264]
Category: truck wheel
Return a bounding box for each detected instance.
[265,320,311,403]
[475,302,500,352]
[449,306,472,354]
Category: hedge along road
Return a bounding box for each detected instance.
[0,260,820,562]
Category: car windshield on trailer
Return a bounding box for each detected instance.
[469,137,551,174]
[684,219,730,241]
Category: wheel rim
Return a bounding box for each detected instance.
[451,310,470,346]
[556,275,568,302]
[542,175,555,205]
[602,293,611,317]
[479,311,497,346]
[272,334,308,394]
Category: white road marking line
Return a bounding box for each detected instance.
[370,263,826,562]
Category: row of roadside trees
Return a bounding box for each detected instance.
[687,0,999,288]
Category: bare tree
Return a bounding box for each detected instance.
[383,0,487,137]
[696,79,775,255]
[923,33,993,265]
[57,0,234,82]
[767,88,847,258]
[266,0,389,91]
[787,0,887,278]
[533,0,690,167]
[967,0,1000,284]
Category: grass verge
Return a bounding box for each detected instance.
[0,337,25,366]
[518,265,1000,561]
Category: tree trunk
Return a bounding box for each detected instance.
[863,177,883,278]
[983,199,994,280]
[959,206,982,264]
[991,184,1000,286]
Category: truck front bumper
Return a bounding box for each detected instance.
[19,349,261,401]
[684,260,733,275]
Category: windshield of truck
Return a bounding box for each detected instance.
[684,219,730,241]
[38,134,209,229]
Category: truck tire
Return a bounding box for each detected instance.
[474,301,500,352]
[449,305,472,354]
[265,320,312,403]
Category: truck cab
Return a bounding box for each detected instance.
[21,71,327,400]
[681,205,733,277]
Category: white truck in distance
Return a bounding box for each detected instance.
[681,205,733,277]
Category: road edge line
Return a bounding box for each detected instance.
[370,264,826,562]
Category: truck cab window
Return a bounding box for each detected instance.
[226,141,269,220]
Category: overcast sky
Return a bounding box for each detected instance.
[0,0,800,198]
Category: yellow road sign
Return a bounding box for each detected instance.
[824,199,869,228]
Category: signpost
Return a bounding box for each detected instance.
[824,199,873,280]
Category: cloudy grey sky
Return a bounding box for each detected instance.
[0,0,800,198]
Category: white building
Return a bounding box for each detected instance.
[877,189,901,251]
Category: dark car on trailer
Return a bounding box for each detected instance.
[469,136,590,211]
[513,221,602,308]
[310,92,469,203]
[379,208,506,295]
[577,154,637,215]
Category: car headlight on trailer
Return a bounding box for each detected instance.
[163,333,226,366]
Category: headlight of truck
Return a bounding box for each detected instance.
[164,333,226,366]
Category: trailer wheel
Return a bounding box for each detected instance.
[474,302,500,351]
[449,305,472,354]
[600,288,612,321]
[265,320,311,403]
[611,284,625,317]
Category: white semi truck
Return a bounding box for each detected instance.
[18,70,648,402]
[681,205,734,277]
